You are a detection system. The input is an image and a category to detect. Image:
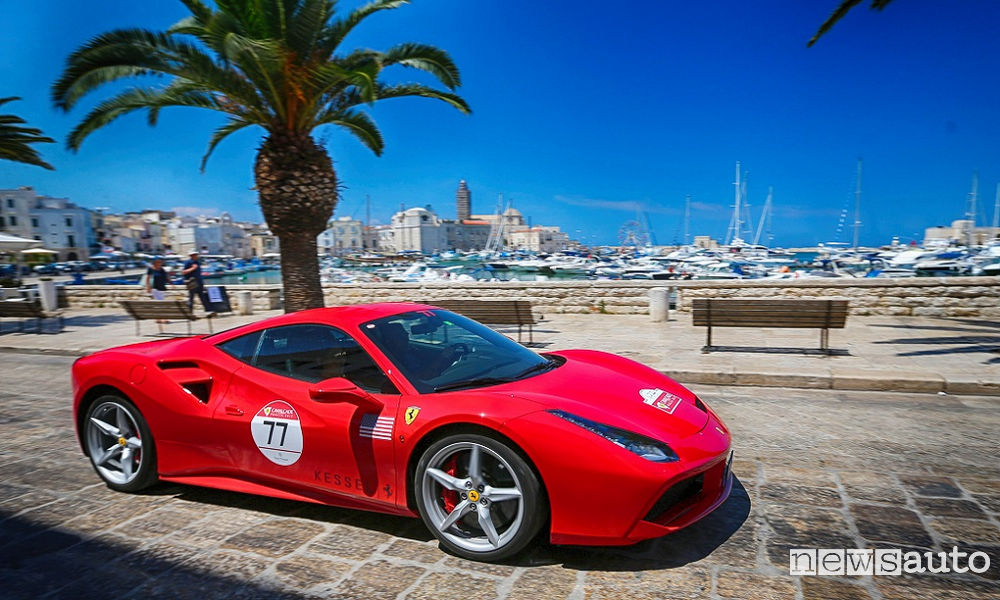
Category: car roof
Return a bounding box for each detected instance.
[208,302,438,341]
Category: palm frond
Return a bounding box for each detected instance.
[0,97,55,170]
[67,87,219,150]
[380,43,461,89]
[809,0,895,47]
[319,0,409,56]
[316,108,384,155]
[201,117,257,170]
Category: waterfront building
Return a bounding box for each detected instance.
[924,219,999,246]
[249,231,280,257]
[318,216,363,255]
[165,212,249,257]
[0,187,95,260]
[693,235,719,249]
[508,226,570,253]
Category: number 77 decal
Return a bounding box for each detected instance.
[251,401,303,465]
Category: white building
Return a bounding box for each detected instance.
[390,207,449,253]
[0,187,95,260]
[924,219,999,246]
[508,226,570,253]
[166,212,249,257]
[318,216,363,255]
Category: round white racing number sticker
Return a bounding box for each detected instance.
[251,400,304,465]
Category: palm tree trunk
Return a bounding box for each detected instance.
[254,130,338,313]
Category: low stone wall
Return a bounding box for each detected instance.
[63,285,282,311]
[60,277,1000,318]
[672,276,1000,317]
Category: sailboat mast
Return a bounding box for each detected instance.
[993,182,1000,232]
[966,171,979,247]
[852,158,862,249]
[754,187,773,246]
[727,161,742,245]
[684,195,691,246]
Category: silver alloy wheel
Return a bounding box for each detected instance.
[420,441,525,553]
[85,401,144,485]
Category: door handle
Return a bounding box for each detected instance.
[225,405,244,416]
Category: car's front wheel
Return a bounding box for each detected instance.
[415,433,546,561]
[84,395,157,492]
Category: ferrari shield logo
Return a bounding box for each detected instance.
[404,406,421,425]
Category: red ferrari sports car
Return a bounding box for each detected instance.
[73,302,732,561]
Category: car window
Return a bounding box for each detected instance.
[362,310,550,394]
[250,324,398,393]
[217,330,263,362]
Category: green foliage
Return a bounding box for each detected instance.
[808,0,895,47]
[0,97,55,170]
[53,0,470,168]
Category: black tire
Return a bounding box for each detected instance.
[414,433,546,561]
[83,395,158,492]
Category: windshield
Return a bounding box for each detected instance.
[361,309,554,394]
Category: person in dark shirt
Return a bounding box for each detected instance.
[145,258,169,300]
[146,258,170,332]
[181,251,213,314]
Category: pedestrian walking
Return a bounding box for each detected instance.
[181,251,213,315]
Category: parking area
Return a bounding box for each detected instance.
[0,352,997,599]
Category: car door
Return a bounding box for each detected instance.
[212,323,401,507]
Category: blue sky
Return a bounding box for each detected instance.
[3,0,1000,247]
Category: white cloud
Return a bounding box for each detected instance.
[171,205,220,217]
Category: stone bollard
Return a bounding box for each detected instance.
[236,290,254,315]
[37,279,58,311]
[649,287,670,322]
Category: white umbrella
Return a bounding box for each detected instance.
[0,232,41,252]
[0,233,42,285]
[20,248,57,255]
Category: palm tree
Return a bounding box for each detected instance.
[53,0,469,312]
[0,97,55,170]
[809,0,895,46]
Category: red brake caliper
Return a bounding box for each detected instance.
[441,455,460,513]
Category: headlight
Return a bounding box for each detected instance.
[549,409,679,463]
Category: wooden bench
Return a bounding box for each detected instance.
[431,299,540,343]
[0,300,64,333]
[692,298,849,353]
[120,300,210,336]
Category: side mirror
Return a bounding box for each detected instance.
[309,377,381,408]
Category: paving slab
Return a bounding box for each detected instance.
[2,357,998,598]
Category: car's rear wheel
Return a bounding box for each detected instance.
[415,433,545,561]
[84,395,157,492]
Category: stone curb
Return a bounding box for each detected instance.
[3,345,997,397]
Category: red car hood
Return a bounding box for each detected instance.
[501,349,710,441]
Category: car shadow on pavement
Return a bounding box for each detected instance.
[0,511,306,599]
[160,483,434,542]
[514,477,752,571]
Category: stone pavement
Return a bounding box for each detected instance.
[0,306,997,395]
[0,353,997,599]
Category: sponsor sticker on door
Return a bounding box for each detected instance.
[251,400,304,465]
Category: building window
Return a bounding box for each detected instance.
[68,235,75,247]
[9,216,16,226]
[34,236,40,241]
[6,198,13,208]
[65,217,73,227]
[31,217,39,228]
[0,216,4,227]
